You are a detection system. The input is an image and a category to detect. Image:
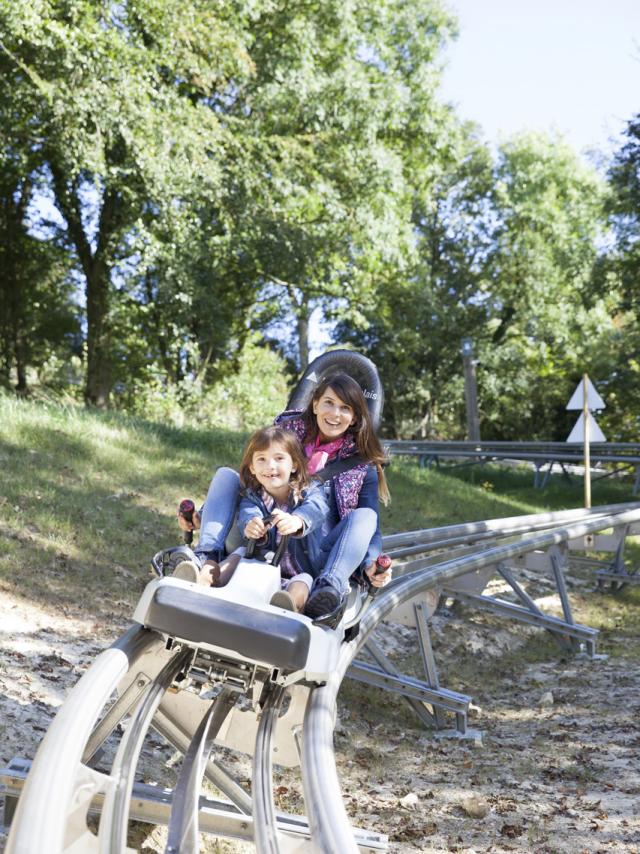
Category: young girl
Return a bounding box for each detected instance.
[178,372,391,621]
[236,426,328,612]
[176,426,328,612]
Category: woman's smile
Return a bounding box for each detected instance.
[313,387,356,440]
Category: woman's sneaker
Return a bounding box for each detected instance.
[304,583,345,623]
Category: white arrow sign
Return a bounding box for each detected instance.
[566,412,606,443]
[566,377,605,411]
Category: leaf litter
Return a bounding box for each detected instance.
[1,565,640,854]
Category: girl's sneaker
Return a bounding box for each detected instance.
[172,560,199,583]
[172,557,220,586]
[270,590,297,611]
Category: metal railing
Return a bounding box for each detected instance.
[385,439,640,492]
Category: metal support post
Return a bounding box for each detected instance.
[413,601,447,729]
[461,338,480,441]
[497,563,545,616]
[358,640,436,728]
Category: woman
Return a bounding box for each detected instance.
[178,373,391,620]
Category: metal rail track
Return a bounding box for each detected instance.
[4,503,640,853]
[385,440,640,492]
[301,503,640,852]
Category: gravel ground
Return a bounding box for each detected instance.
[1,568,639,854]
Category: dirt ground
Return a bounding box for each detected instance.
[1,569,640,854]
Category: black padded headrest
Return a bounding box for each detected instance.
[286,349,384,432]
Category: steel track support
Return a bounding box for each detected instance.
[82,673,152,764]
[414,601,447,729]
[356,639,436,727]
[497,562,545,616]
[549,544,578,646]
[165,688,237,854]
[98,647,193,854]
[2,757,387,851]
[253,684,287,854]
[348,658,470,719]
[445,589,598,653]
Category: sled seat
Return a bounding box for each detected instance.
[144,585,312,672]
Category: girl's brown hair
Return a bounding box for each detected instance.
[302,372,390,504]
[239,426,310,498]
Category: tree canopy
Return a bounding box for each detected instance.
[0,0,637,441]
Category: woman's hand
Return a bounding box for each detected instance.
[177,506,201,532]
[365,561,392,588]
[271,509,304,536]
[244,516,270,540]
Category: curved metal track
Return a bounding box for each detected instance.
[6,502,640,853]
[165,688,237,854]
[99,647,193,854]
[300,504,640,851]
[6,625,166,854]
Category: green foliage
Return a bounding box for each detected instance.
[338,130,617,440]
[602,114,640,440]
[114,334,288,431]
[0,0,458,399]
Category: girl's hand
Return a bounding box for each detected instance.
[244,516,269,540]
[177,507,201,531]
[271,509,304,536]
[365,562,391,588]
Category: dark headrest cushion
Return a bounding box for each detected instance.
[286,349,384,432]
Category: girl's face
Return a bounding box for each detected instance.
[313,386,356,441]
[250,441,296,497]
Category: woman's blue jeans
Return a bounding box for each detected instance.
[314,507,377,594]
[194,467,241,561]
[195,468,376,592]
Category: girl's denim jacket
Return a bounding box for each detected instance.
[237,482,329,578]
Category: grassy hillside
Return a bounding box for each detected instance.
[1,394,638,622]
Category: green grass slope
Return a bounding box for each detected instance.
[1,395,638,621]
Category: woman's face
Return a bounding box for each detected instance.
[313,386,356,441]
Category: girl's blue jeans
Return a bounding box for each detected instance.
[194,467,241,561]
[314,507,377,594]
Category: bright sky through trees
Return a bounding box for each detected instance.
[440,0,640,157]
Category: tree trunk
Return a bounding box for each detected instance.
[297,308,310,370]
[13,332,27,393]
[51,165,118,407]
[85,267,112,406]
[1,177,31,393]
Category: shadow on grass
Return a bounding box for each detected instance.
[0,408,248,617]
[383,461,549,534]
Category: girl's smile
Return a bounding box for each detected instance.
[313,387,356,440]
[250,442,296,500]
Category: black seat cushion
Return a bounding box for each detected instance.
[144,585,312,672]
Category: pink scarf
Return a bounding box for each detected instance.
[304,435,345,475]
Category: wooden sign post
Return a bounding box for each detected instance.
[566,374,606,509]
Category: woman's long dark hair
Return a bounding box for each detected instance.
[302,373,390,504]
